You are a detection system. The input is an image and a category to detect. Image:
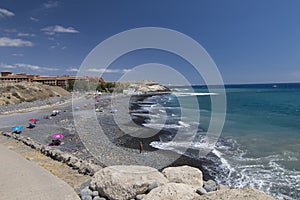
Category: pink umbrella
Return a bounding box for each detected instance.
[52,133,64,139]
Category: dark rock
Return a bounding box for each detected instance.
[203,180,217,192]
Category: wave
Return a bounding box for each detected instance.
[173,92,219,96]
[142,122,191,130]
[150,136,300,200]
[130,113,161,119]
[215,141,300,200]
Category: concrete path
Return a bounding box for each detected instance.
[0,144,80,200]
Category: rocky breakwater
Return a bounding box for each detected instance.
[84,165,275,200]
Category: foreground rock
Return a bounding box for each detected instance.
[162,165,203,188]
[90,165,168,200]
[193,188,274,200]
[143,183,198,200]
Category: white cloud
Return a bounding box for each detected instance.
[15,63,59,71]
[86,68,131,73]
[43,1,59,9]
[12,53,24,57]
[0,8,15,17]
[1,64,16,69]
[17,33,36,37]
[30,17,39,22]
[0,37,33,47]
[2,28,17,33]
[41,25,79,35]
[66,68,79,72]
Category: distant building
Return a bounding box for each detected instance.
[0,70,13,77]
[0,70,105,90]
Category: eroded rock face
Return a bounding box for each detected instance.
[143,183,198,200]
[162,165,203,188]
[192,188,275,200]
[90,165,169,200]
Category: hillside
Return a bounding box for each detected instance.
[0,82,70,106]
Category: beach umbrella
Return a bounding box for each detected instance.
[29,118,38,123]
[12,126,23,132]
[52,133,64,139]
[110,108,117,113]
[52,110,61,114]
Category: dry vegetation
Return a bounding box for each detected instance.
[0,82,70,106]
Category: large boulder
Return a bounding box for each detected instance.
[143,183,198,200]
[162,165,203,188]
[192,188,275,200]
[90,165,168,200]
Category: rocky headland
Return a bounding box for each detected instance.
[114,80,170,94]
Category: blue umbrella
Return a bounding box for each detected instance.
[12,126,23,133]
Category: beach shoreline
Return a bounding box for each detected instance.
[0,93,218,178]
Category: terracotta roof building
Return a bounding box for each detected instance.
[0,70,105,90]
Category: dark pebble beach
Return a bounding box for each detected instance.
[0,93,222,181]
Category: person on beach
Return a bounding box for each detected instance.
[139,142,143,153]
[27,123,35,129]
[49,139,61,146]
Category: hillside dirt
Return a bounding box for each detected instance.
[0,82,70,106]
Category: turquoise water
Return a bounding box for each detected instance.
[146,83,300,199]
[218,84,300,199]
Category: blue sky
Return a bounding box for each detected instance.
[0,0,300,84]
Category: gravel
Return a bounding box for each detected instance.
[0,94,215,179]
[0,96,71,114]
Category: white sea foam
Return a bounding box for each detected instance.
[150,134,300,199]
[173,92,219,96]
[142,122,190,129]
[215,144,300,200]
[178,121,190,127]
[212,149,235,173]
[130,113,161,118]
[150,140,214,154]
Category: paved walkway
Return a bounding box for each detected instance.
[0,144,80,200]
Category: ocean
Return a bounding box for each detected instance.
[134,83,300,200]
